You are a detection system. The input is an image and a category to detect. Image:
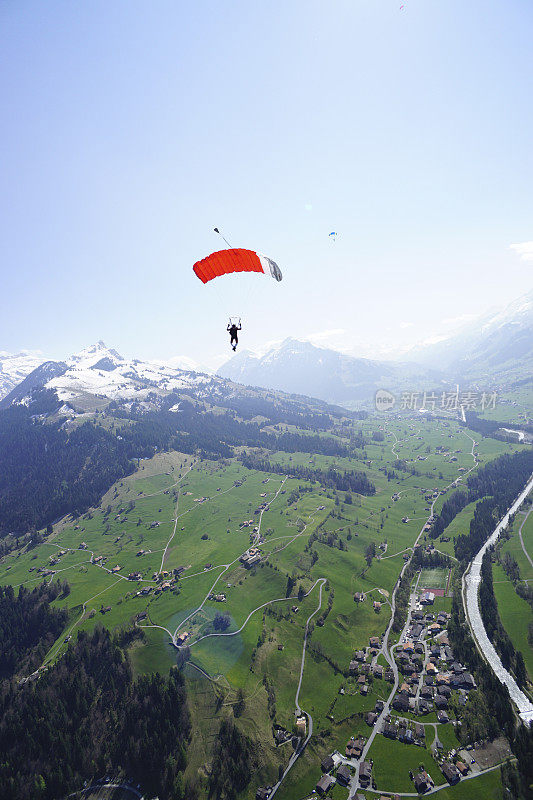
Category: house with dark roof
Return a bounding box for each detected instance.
[316,774,335,795]
[336,764,351,786]
[346,736,365,759]
[383,722,397,739]
[441,762,460,785]
[414,771,433,793]
[462,672,476,689]
[392,694,410,712]
[418,700,430,715]
[359,762,372,786]
[321,755,335,772]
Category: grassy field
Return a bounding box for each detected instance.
[491,502,533,682]
[368,734,445,792]
[493,565,533,682]
[498,504,533,582]
[0,416,515,800]
[419,567,449,589]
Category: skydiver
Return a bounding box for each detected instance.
[227,319,241,351]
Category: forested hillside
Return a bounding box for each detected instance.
[0,625,190,800]
[0,583,68,679]
[0,386,357,535]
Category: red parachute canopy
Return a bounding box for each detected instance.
[193,248,282,284]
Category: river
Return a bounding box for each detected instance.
[464,473,533,724]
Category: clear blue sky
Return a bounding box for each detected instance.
[1,0,532,368]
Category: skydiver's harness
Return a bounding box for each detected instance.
[228,317,241,349]
[228,316,241,336]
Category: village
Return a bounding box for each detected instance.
[257,578,495,800]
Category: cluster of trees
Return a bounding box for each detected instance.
[316,585,334,627]
[0,583,68,679]
[463,411,533,440]
[364,541,376,567]
[0,403,135,534]
[447,575,533,797]
[430,450,533,548]
[448,577,514,741]
[311,530,348,551]
[391,565,415,634]
[429,490,469,539]
[479,551,528,687]
[208,720,256,800]
[239,455,376,496]
[193,391,344,429]
[121,401,351,460]
[213,612,231,631]
[411,547,451,570]
[500,550,521,583]
[0,625,191,800]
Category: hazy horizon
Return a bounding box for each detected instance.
[2,284,531,374]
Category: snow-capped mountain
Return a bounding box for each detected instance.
[48,341,217,402]
[1,341,222,411]
[218,338,444,406]
[408,288,533,377]
[218,290,533,404]
[0,351,46,400]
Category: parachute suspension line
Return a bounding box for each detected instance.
[213,227,233,249]
[208,229,228,319]
[214,228,246,326]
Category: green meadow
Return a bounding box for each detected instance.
[0,416,517,799]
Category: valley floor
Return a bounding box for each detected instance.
[0,415,527,799]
